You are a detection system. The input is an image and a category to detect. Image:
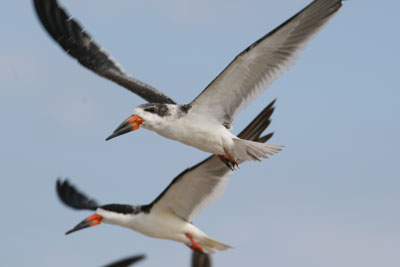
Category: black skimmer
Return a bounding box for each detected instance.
[34,0,343,169]
[104,0,342,167]
[56,180,212,266]
[56,100,277,253]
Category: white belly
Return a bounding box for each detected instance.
[123,211,203,245]
[150,114,235,155]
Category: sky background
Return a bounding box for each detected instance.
[1,0,399,266]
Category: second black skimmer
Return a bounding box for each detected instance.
[55,181,212,267]
[34,0,344,169]
[56,100,277,253]
[55,184,212,267]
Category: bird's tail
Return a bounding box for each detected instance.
[232,138,282,162]
[198,236,232,254]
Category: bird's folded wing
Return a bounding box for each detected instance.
[189,0,342,125]
[33,0,175,104]
[150,100,276,221]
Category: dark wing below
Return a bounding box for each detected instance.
[102,254,146,267]
[237,98,275,142]
[33,0,175,104]
[192,251,211,267]
[148,100,276,221]
[56,179,99,211]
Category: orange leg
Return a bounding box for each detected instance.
[217,149,238,170]
[185,233,203,252]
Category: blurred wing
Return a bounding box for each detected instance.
[149,100,276,221]
[103,254,146,267]
[191,251,211,267]
[190,0,342,125]
[56,179,99,211]
[33,0,175,104]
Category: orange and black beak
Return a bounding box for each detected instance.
[106,115,144,141]
[65,214,103,235]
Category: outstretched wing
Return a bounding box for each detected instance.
[56,179,99,211]
[149,100,276,221]
[189,0,342,126]
[33,0,175,104]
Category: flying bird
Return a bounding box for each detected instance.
[56,100,276,253]
[34,0,343,169]
[56,183,212,267]
[56,182,212,267]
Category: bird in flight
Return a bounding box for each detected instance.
[55,183,212,266]
[55,186,212,267]
[56,100,277,253]
[34,0,343,169]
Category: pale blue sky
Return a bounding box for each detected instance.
[1,0,399,266]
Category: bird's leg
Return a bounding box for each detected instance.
[185,233,203,252]
[217,155,235,170]
[217,149,238,170]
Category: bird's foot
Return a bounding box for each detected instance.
[218,149,238,170]
[185,233,203,252]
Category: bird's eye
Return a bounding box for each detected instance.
[144,107,156,113]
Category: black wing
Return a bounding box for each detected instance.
[191,251,211,267]
[33,0,175,104]
[102,254,146,267]
[56,179,99,211]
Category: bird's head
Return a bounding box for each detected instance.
[65,204,141,235]
[106,103,178,141]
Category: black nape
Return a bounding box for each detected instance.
[100,204,137,214]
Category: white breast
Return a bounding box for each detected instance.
[118,211,191,243]
[154,113,235,155]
